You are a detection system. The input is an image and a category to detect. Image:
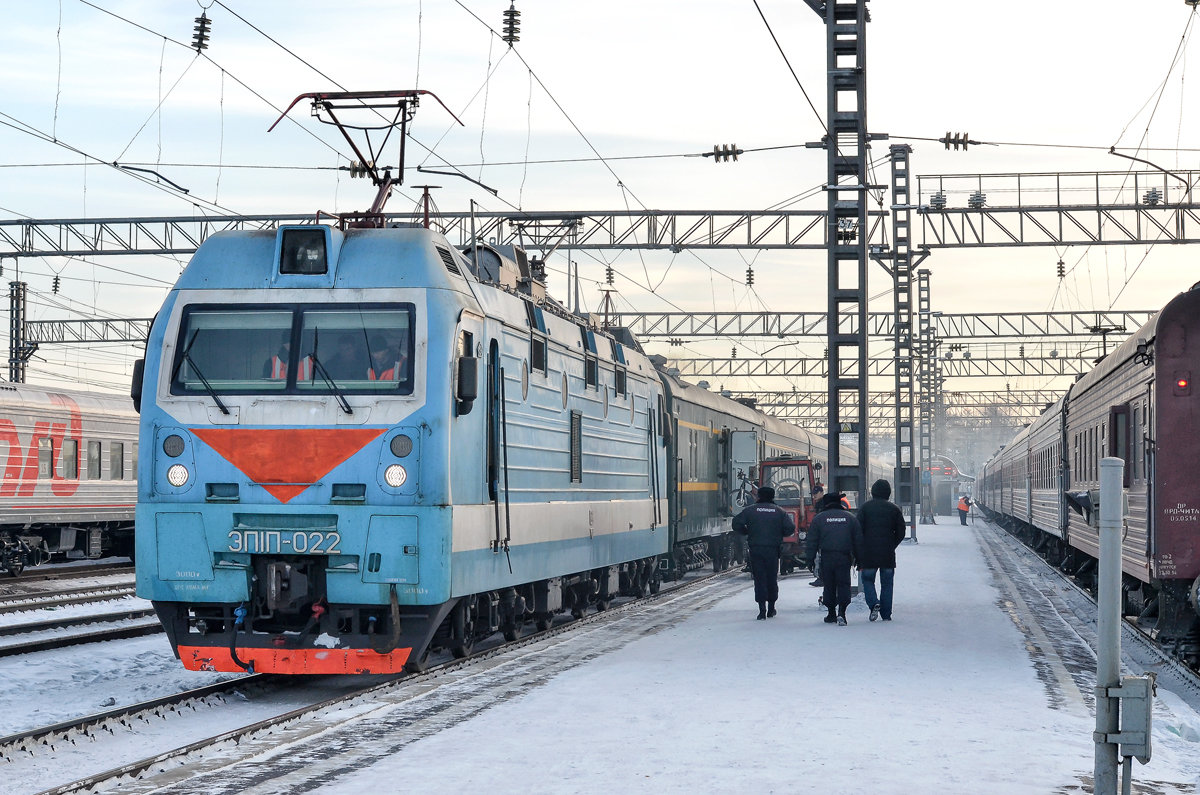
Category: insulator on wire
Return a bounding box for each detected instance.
[709,144,742,163]
[745,266,754,287]
[52,275,61,293]
[1056,260,1065,278]
[731,347,737,359]
[605,264,614,285]
[192,12,211,52]
[502,3,520,46]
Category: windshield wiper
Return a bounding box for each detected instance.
[309,332,353,415]
[173,329,230,415]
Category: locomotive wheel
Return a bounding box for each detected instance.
[535,617,553,632]
[502,621,524,642]
[5,554,23,577]
[404,647,431,674]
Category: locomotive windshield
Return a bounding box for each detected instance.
[170,303,415,396]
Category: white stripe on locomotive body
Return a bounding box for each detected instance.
[137,225,669,608]
[0,383,138,529]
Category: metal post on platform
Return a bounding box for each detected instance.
[1094,457,1124,794]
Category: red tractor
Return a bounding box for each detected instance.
[754,455,821,575]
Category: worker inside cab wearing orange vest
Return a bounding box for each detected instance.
[368,334,407,381]
[957,494,972,526]
[263,333,312,381]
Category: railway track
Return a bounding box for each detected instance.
[6,567,746,794]
[11,564,135,584]
[0,583,138,615]
[0,609,161,657]
[975,521,1200,709]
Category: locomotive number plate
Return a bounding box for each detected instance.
[227,530,342,555]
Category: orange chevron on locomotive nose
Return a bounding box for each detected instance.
[191,428,386,502]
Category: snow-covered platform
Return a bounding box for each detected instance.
[314,521,1200,794]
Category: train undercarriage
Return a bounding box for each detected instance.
[983,510,1200,669]
[661,531,746,581]
[0,522,134,576]
[155,553,664,674]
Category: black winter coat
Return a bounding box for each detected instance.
[733,502,795,551]
[856,498,906,569]
[804,508,861,564]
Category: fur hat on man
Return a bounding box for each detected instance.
[820,492,847,510]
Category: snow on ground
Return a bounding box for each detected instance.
[313,523,1200,794]
[0,593,152,631]
[2,525,1198,793]
[0,633,240,736]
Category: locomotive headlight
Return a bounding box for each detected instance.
[166,464,190,487]
[162,434,185,457]
[384,464,408,488]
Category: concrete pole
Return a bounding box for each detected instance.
[1094,457,1124,794]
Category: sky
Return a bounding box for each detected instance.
[3,522,1199,792]
[1,0,1199,398]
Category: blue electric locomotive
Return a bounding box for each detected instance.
[135,90,893,674]
[133,225,669,673]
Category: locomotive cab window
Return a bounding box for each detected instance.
[171,303,415,397]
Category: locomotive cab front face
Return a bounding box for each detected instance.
[135,224,469,673]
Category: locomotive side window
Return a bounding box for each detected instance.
[611,340,627,397]
[111,442,125,480]
[526,303,548,374]
[87,441,101,479]
[580,327,598,389]
[62,439,78,480]
[37,437,53,479]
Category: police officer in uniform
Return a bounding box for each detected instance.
[733,486,796,620]
[805,492,862,626]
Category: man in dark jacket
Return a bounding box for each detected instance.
[733,486,796,620]
[805,492,862,626]
[856,479,907,622]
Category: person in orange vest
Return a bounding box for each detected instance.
[957,495,972,526]
[263,334,312,381]
[368,336,407,381]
